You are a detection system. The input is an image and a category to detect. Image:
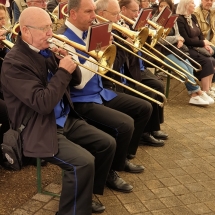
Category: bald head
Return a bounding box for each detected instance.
[20,7,50,29]
[20,7,52,50]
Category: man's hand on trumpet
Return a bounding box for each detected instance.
[50,46,77,74]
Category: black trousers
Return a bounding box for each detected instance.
[73,92,152,169]
[124,69,165,132]
[43,119,116,215]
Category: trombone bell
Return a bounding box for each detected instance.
[96,44,116,75]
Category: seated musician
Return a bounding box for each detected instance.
[57,0,151,193]
[96,0,169,146]
[152,0,214,105]
[1,7,117,214]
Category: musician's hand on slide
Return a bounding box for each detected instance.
[50,46,68,59]
[59,55,77,74]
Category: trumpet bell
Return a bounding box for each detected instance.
[95,44,116,75]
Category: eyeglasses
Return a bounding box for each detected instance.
[103,10,121,16]
[25,24,53,33]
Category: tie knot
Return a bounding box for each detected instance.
[82,30,88,40]
[39,49,52,58]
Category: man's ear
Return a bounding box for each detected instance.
[69,9,77,20]
[97,10,103,17]
[121,6,126,13]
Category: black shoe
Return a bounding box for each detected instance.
[152,130,168,140]
[127,154,135,160]
[124,159,144,173]
[140,133,164,147]
[106,170,133,193]
[92,200,105,213]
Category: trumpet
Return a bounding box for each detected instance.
[49,35,167,106]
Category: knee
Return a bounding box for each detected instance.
[118,114,134,134]
[99,134,116,154]
[156,81,165,93]
[140,100,153,115]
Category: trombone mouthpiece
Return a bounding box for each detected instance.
[47,38,53,43]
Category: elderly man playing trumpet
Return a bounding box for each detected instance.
[1,7,118,215]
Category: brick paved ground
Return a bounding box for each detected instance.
[6,77,215,215]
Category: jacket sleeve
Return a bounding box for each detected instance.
[177,15,205,47]
[69,66,82,86]
[1,54,73,115]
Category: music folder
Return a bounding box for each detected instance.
[164,14,179,29]
[132,8,152,30]
[58,2,67,19]
[154,6,172,27]
[86,22,112,52]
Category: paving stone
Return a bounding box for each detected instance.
[32,193,53,203]
[177,193,200,205]
[124,201,147,214]
[168,185,190,195]
[11,209,34,215]
[21,200,44,213]
[43,200,59,212]
[151,208,174,215]
[142,199,166,211]
[151,187,174,198]
[44,183,61,194]
[160,196,183,207]
[34,209,56,215]
[187,203,211,214]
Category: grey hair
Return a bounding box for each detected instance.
[176,0,192,15]
[95,0,110,13]
[68,0,82,13]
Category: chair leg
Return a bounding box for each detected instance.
[36,157,61,197]
[37,158,42,193]
[165,75,171,98]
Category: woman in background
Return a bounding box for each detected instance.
[152,0,214,105]
[177,0,215,99]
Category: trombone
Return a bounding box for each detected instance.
[147,19,202,72]
[95,15,194,85]
[61,4,149,52]
[50,34,167,106]
[119,14,164,47]
[60,4,191,84]
[10,23,167,106]
[115,14,200,85]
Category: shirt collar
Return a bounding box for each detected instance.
[22,39,40,52]
[65,19,83,40]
